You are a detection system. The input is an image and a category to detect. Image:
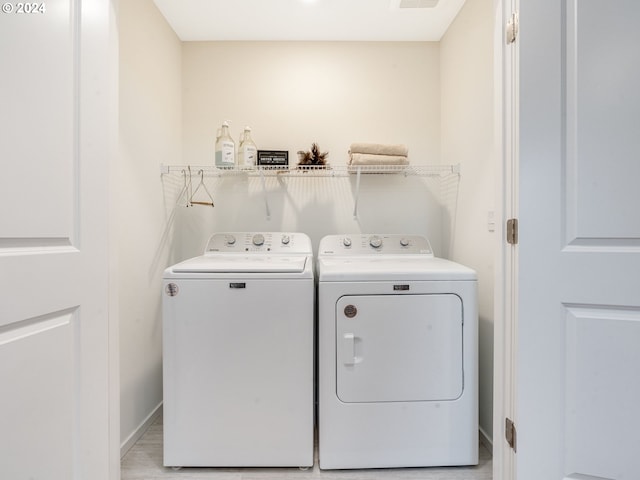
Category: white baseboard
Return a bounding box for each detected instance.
[120,402,163,459]
[479,426,493,456]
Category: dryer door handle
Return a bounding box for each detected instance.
[342,333,356,365]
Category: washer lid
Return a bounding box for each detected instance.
[170,254,309,273]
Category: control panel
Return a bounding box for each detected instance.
[204,232,311,254]
[319,234,433,256]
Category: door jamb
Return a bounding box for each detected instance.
[493,0,518,479]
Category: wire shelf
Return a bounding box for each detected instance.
[160,163,459,178]
[160,163,460,219]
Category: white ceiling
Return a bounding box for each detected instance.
[153,0,467,42]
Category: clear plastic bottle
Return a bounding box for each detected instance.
[215,121,235,168]
[238,126,257,168]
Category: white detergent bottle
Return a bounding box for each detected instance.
[238,126,257,168]
[215,121,235,168]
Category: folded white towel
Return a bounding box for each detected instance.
[349,143,409,157]
[349,153,409,166]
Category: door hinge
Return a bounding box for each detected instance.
[506,218,518,245]
[506,11,519,44]
[505,417,517,452]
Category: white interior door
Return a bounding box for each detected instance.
[516,1,640,479]
[0,1,117,479]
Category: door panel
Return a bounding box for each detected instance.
[564,1,640,246]
[0,0,75,241]
[336,294,463,403]
[0,0,114,478]
[0,311,75,480]
[517,1,640,479]
[564,305,640,477]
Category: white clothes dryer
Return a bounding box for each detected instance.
[162,232,314,468]
[317,234,478,469]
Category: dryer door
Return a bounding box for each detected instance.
[336,294,463,403]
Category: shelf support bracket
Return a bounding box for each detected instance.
[352,166,362,219]
[258,168,271,219]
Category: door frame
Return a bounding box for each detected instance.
[102,0,120,477]
[493,0,518,479]
[87,0,121,477]
[108,0,120,475]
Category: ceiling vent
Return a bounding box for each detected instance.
[396,0,440,8]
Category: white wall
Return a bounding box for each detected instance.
[440,0,495,444]
[182,42,440,167]
[118,0,182,453]
[175,41,447,257]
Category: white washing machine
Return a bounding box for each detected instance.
[162,232,314,468]
[317,234,478,469]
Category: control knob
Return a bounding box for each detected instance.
[281,234,290,245]
[369,235,383,248]
[343,237,352,247]
[252,233,265,246]
[225,235,236,245]
[400,238,409,247]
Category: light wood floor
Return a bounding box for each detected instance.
[121,415,492,480]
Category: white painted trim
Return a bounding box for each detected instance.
[496,0,519,478]
[563,475,613,480]
[479,426,493,456]
[506,0,520,477]
[492,0,517,479]
[108,0,120,478]
[120,403,163,459]
[492,0,504,477]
